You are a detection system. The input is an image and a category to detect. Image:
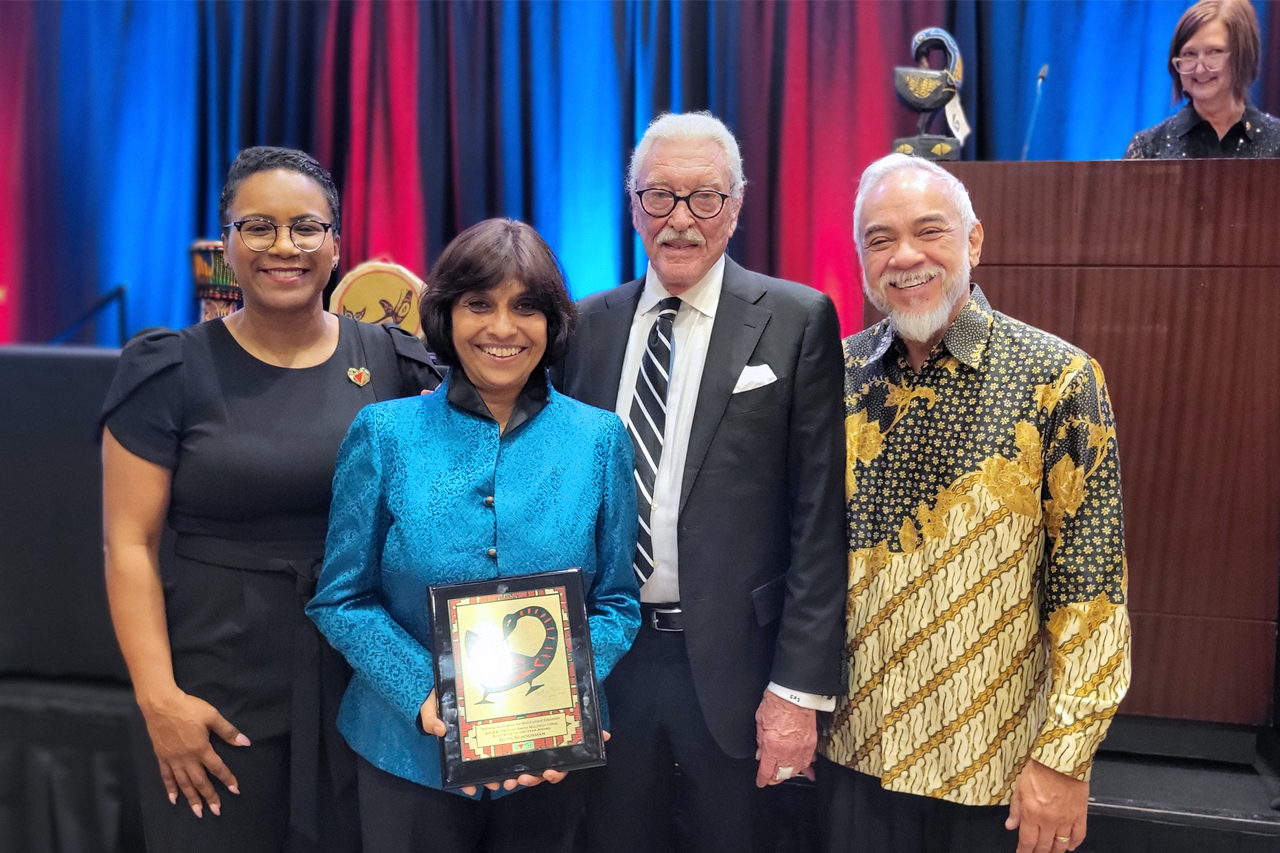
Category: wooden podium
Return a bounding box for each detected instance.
[941,160,1280,727]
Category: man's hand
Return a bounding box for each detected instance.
[754,690,816,787]
[1006,759,1089,852]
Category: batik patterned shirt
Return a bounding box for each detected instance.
[819,287,1130,807]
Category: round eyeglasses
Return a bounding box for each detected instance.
[227,219,336,253]
[1172,49,1229,74]
[634,188,731,220]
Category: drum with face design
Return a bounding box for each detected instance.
[329,260,425,336]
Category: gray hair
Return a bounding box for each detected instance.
[852,154,977,260]
[627,111,747,198]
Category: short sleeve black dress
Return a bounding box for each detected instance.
[101,315,441,853]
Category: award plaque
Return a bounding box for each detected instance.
[428,568,606,788]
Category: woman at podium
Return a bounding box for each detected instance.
[1125,0,1279,159]
[101,147,441,853]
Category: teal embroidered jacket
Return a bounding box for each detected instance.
[307,371,640,794]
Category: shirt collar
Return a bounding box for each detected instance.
[941,286,994,369]
[1171,100,1263,140]
[1168,102,1203,138]
[639,254,725,319]
[865,284,994,370]
[445,365,550,433]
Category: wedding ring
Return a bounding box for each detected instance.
[775,765,794,781]
[1054,836,1070,845]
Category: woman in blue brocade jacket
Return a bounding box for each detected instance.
[306,219,640,853]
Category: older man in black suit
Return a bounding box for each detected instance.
[557,111,846,853]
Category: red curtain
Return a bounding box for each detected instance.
[0,2,32,342]
[342,0,428,279]
[733,1,948,334]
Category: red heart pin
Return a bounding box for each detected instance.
[348,367,371,387]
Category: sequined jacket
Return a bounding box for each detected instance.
[820,287,1130,807]
[307,370,640,794]
[1124,101,1280,159]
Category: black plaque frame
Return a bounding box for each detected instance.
[428,568,606,788]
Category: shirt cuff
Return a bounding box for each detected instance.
[767,682,835,712]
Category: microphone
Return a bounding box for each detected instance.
[1021,64,1049,161]
[50,283,130,346]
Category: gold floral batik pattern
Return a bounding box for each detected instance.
[821,287,1130,807]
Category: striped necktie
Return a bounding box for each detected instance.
[628,296,681,586]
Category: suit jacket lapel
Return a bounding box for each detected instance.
[680,258,771,515]
[580,280,643,411]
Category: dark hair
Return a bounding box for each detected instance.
[420,219,576,371]
[218,146,341,233]
[1169,0,1260,103]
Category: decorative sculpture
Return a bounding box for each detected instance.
[892,28,968,161]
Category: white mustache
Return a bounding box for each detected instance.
[656,227,706,247]
[879,266,945,290]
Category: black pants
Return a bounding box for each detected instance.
[131,713,359,853]
[816,757,1017,853]
[357,756,586,853]
[133,546,360,852]
[584,625,775,853]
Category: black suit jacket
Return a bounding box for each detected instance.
[556,257,847,758]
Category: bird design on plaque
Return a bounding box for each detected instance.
[464,605,559,704]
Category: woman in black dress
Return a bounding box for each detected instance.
[101,147,440,852]
[1125,0,1280,159]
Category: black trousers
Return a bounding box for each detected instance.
[816,757,1017,853]
[357,756,586,853]
[131,714,359,853]
[132,545,360,853]
[584,625,775,853]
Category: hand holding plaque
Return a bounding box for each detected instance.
[419,690,446,737]
[428,568,607,789]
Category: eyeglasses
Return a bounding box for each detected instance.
[1172,49,1230,74]
[634,188,732,220]
[226,219,336,253]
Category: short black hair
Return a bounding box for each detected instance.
[421,219,576,371]
[218,146,341,233]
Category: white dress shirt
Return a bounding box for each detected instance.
[614,257,723,605]
[614,256,833,712]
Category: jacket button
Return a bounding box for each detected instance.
[484,496,494,507]
[487,548,497,558]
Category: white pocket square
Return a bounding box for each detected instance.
[733,363,778,394]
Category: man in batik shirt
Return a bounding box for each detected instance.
[817,154,1130,853]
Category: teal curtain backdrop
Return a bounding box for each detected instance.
[2,0,1278,344]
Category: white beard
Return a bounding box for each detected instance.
[866,255,971,343]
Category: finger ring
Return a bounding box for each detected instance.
[775,765,794,780]
[1055,836,1070,844]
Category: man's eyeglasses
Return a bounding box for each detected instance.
[1172,49,1229,74]
[634,188,731,220]
[226,219,336,253]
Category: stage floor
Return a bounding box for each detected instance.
[1083,752,1280,852]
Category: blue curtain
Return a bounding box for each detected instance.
[55,1,198,343]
